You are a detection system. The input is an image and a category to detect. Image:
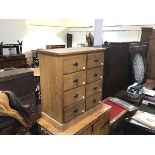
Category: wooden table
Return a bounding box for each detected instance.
[37,102,111,135]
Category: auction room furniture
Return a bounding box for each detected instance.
[140,27,153,42]
[147,36,155,79]
[38,47,111,135]
[103,97,127,134]
[46,45,65,49]
[0,42,27,69]
[103,43,132,99]
[37,102,111,135]
[103,42,148,99]
[0,68,40,134]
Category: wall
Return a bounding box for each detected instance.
[0,19,155,51]
[67,25,154,47]
[0,19,28,44]
[0,19,67,52]
[23,24,67,51]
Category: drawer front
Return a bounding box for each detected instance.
[76,126,92,135]
[87,52,104,69]
[64,86,85,108]
[93,122,109,135]
[100,123,109,135]
[63,71,86,91]
[2,59,26,68]
[87,66,103,83]
[86,92,102,110]
[93,111,109,135]
[86,80,102,97]
[64,100,85,123]
[63,54,86,74]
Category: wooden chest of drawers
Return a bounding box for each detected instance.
[39,47,105,129]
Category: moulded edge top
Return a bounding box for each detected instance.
[0,68,33,83]
[38,47,105,56]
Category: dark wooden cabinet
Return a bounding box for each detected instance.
[0,55,26,69]
[103,43,132,99]
[102,42,148,99]
[46,45,65,49]
[140,27,153,42]
[0,42,27,69]
[147,36,155,79]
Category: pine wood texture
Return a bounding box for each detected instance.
[39,47,105,126]
[93,122,109,135]
[39,54,64,123]
[86,80,102,97]
[39,47,104,56]
[64,86,85,107]
[64,99,85,122]
[87,52,104,69]
[37,102,111,135]
[63,71,86,91]
[76,126,92,135]
[86,92,102,110]
[86,66,103,83]
[63,54,86,74]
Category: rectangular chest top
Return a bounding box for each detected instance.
[38,47,105,56]
[0,68,33,83]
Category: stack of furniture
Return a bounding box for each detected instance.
[0,68,40,134]
[38,47,111,135]
[0,42,27,69]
